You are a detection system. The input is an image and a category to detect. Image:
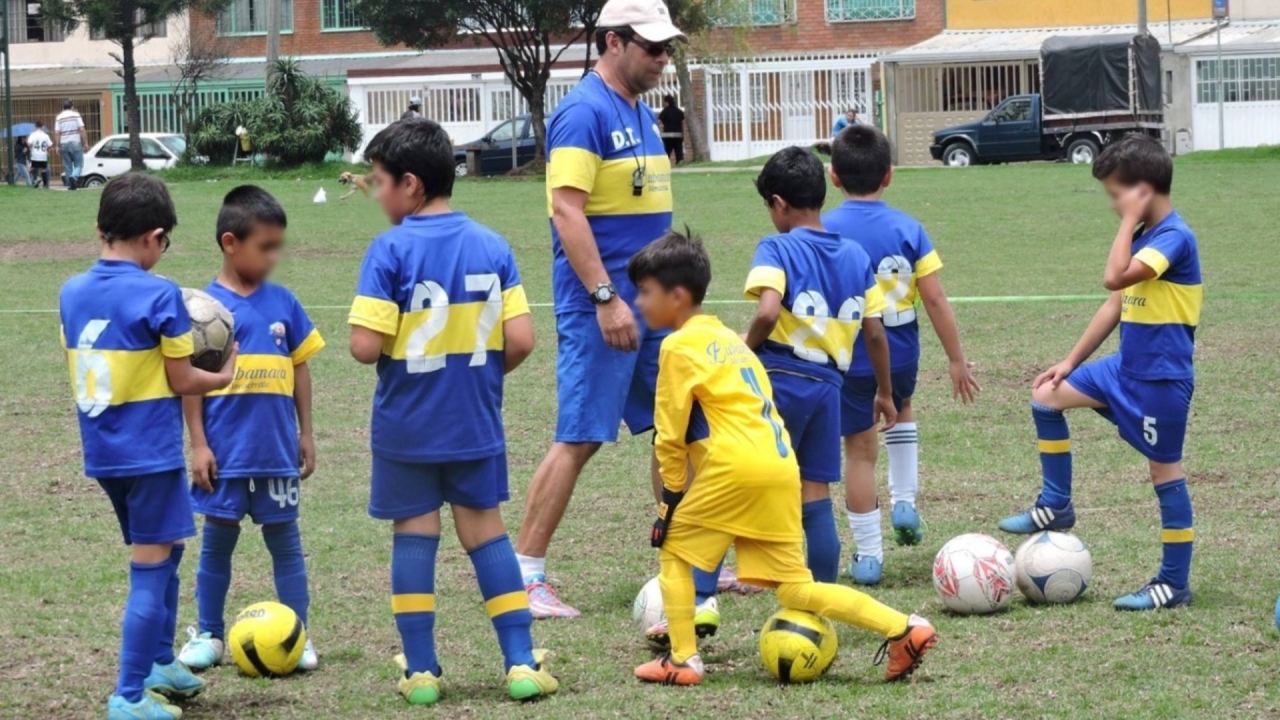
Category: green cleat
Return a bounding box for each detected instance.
[506,649,558,701]
[395,653,442,706]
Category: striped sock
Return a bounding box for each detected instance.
[884,423,919,506]
[196,521,239,639]
[1155,479,1194,589]
[391,533,440,676]
[802,499,841,583]
[155,544,183,665]
[264,521,310,627]
[1032,402,1073,509]
[470,534,535,671]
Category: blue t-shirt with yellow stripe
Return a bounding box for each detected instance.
[546,71,673,314]
[744,228,887,386]
[59,259,193,479]
[348,213,531,463]
[1121,210,1201,381]
[200,281,324,479]
[822,199,943,376]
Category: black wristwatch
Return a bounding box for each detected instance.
[590,282,618,305]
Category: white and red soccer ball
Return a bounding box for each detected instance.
[933,533,1016,615]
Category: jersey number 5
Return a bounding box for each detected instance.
[405,274,502,374]
[74,320,113,418]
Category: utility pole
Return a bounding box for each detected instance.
[1137,0,1148,35]
[2,0,15,185]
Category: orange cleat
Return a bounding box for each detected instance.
[875,614,938,682]
[634,654,705,686]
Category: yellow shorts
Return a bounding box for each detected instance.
[663,520,813,588]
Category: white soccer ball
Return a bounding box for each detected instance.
[932,533,1016,615]
[182,287,234,372]
[1014,531,1092,604]
[632,577,665,632]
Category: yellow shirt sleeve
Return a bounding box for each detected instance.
[915,249,943,279]
[502,285,531,321]
[743,266,786,300]
[653,344,701,494]
[348,296,400,335]
[160,332,194,359]
[547,146,601,194]
[864,282,888,317]
[291,328,326,365]
[1134,247,1171,278]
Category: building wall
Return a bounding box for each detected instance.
[714,0,943,54]
[946,0,1212,30]
[1234,0,1280,19]
[8,14,187,67]
[188,1,396,58]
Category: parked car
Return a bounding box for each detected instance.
[453,115,541,177]
[80,133,193,187]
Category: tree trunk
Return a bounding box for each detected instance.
[529,87,548,163]
[122,37,144,171]
[265,0,280,90]
[675,55,709,162]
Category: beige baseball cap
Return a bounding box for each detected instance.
[599,0,687,42]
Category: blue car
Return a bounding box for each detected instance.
[453,115,541,177]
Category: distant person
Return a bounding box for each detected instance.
[659,94,685,164]
[832,109,862,137]
[27,121,52,190]
[56,99,88,190]
[401,96,422,121]
[13,135,32,186]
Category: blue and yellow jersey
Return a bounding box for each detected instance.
[201,282,324,479]
[59,259,193,479]
[1120,210,1201,381]
[744,228,887,384]
[822,199,943,376]
[654,315,802,543]
[546,72,673,314]
[348,213,531,463]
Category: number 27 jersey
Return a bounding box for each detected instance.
[348,213,531,463]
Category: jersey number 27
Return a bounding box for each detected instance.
[405,274,503,374]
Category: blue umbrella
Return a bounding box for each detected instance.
[1,123,38,139]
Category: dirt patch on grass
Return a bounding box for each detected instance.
[0,242,97,262]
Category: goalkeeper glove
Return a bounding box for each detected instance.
[651,487,685,548]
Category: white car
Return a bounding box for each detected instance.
[80,133,192,187]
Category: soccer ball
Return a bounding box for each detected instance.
[932,533,1016,615]
[182,287,234,372]
[758,609,837,683]
[1014,531,1092,604]
[227,601,306,677]
[633,577,667,649]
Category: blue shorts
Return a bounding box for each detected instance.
[369,453,509,520]
[555,310,663,442]
[840,364,919,436]
[769,371,842,483]
[98,469,196,545]
[192,477,301,525]
[1066,355,1194,463]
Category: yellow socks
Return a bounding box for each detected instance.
[658,551,698,663]
[777,581,909,638]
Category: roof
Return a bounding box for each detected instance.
[3,66,120,92]
[1176,20,1280,54]
[884,21,1219,65]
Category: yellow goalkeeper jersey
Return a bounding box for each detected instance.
[654,314,802,543]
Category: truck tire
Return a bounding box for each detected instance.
[942,142,975,167]
[1066,137,1100,165]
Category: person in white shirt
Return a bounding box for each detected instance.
[55,99,88,190]
[27,122,53,190]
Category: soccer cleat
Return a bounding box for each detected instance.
[395,653,442,705]
[506,649,559,701]
[298,639,318,671]
[875,614,938,682]
[176,628,223,671]
[107,693,183,720]
[997,503,1076,534]
[144,661,206,700]
[891,501,924,546]
[1113,580,1192,611]
[634,653,705,686]
[525,575,582,619]
[849,554,883,586]
[644,597,721,650]
[716,566,764,595]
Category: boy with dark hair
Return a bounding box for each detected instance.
[628,229,936,686]
[743,146,896,586]
[177,185,325,672]
[824,124,980,585]
[59,173,236,720]
[348,118,557,705]
[998,134,1201,611]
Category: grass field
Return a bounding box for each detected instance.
[2,156,1280,719]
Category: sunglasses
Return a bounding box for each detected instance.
[624,33,677,58]
[159,232,171,253]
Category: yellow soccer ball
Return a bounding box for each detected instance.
[758,609,837,683]
[227,602,306,677]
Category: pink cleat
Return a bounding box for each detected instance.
[717,566,764,595]
[525,576,582,619]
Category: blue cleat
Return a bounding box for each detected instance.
[107,692,182,720]
[997,503,1076,534]
[849,554,883,586]
[144,661,205,700]
[891,502,924,546]
[1113,580,1192,611]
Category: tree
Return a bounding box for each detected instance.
[665,0,757,162]
[356,0,606,164]
[43,0,231,170]
[166,23,230,147]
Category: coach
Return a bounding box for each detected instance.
[514,0,683,618]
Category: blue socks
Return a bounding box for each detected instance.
[802,498,841,583]
[1156,479,1194,589]
[1032,402,1073,509]
[470,535,535,671]
[117,560,171,702]
[391,533,440,676]
[693,561,721,605]
[263,521,310,628]
[195,521,240,639]
[156,544,184,665]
